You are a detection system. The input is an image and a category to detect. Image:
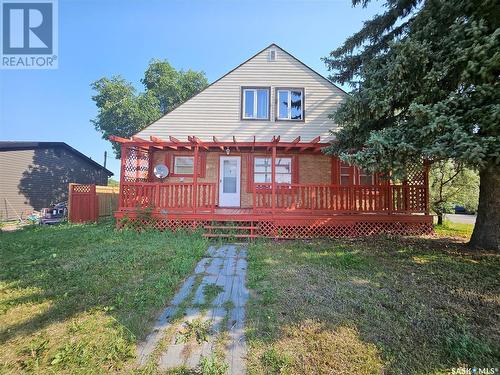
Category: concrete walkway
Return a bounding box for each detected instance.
[137,244,248,374]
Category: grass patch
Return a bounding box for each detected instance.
[246,237,500,374]
[176,319,212,344]
[0,221,207,373]
[434,220,474,239]
[202,284,224,306]
[198,353,228,375]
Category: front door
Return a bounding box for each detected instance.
[219,156,241,207]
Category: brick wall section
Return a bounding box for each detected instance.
[149,150,334,208]
[298,154,332,184]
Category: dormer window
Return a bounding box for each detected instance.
[241,87,270,120]
[276,88,304,121]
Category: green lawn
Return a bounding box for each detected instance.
[1,219,496,375]
[0,221,207,374]
[434,220,475,239]
[246,233,500,374]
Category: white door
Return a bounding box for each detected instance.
[219,156,241,207]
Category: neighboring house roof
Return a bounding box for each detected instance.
[0,141,113,176]
[136,43,347,143]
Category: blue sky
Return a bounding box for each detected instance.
[0,0,383,177]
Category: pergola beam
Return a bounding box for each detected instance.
[170,135,191,150]
[109,135,132,143]
[300,136,321,151]
[189,136,209,150]
[285,136,301,151]
[150,136,177,150]
[213,136,224,151]
[232,136,240,152]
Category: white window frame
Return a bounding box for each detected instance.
[253,157,292,184]
[340,161,352,185]
[242,88,269,120]
[359,170,375,185]
[269,49,276,61]
[173,156,194,175]
[277,89,304,120]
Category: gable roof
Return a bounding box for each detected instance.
[0,141,113,176]
[136,44,347,143]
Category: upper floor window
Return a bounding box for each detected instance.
[242,87,269,120]
[277,88,304,121]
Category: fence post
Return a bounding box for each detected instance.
[423,161,430,214]
[192,145,199,213]
[68,183,74,222]
[271,146,276,215]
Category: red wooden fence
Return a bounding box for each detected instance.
[68,184,98,223]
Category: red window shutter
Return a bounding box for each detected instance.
[164,153,171,170]
[331,157,340,185]
[247,154,254,193]
[292,155,299,184]
[199,153,207,178]
[147,149,154,181]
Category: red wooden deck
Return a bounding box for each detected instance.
[110,134,432,238]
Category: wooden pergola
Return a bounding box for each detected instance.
[110,134,330,214]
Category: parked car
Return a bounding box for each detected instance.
[454,205,476,215]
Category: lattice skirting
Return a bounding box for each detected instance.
[260,221,433,238]
[115,213,433,238]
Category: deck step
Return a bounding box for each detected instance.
[203,233,259,238]
[204,225,258,230]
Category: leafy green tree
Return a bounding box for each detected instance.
[142,60,208,114]
[323,0,499,249]
[430,161,479,225]
[107,178,120,187]
[91,77,161,156]
[91,60,208,157]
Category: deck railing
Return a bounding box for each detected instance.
[119,182,426,214]
[253,183,427,214]
[120,182,216,212]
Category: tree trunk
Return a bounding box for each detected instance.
[469,164,500,251]
[437,213,443,225]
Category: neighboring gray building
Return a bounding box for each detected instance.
[0,142,113,220]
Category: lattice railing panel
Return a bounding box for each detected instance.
[405,163,428,213]
[123,147,150,183]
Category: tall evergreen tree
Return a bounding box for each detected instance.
[323,0,500,249]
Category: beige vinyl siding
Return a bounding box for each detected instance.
[137,45,346,142]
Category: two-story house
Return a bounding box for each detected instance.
[110,44,431,238]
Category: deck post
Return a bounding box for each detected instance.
[193,144,199,213]
[423,160,430,215]
[119,144,127,210]
[271,145,276,214]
